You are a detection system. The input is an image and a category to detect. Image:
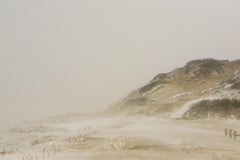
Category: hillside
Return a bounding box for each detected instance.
[108,59,240,119]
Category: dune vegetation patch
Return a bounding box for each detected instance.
[182,99,240,120]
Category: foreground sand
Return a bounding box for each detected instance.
[1,116,240,160]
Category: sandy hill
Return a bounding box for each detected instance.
[108,58,240,119]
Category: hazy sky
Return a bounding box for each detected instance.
[1,0,240,128]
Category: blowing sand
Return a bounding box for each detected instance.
[1,116,240,160]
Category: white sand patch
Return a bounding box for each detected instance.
[170,97,218,119]
[224,84,233,89]
[142,85,164,97]
[201,88,213,94]
[171,92,192,99]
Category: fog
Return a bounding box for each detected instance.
[1,0,240,128]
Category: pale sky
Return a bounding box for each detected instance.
[1,0,240,128]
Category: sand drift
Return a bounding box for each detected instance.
[0,115,240,160]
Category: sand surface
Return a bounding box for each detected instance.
[1,116,240,160]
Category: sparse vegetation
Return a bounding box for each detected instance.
[139,73,168,93]
[183,99,240,120]
[96,136,128,152]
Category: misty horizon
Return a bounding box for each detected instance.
[1,0,240,128]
